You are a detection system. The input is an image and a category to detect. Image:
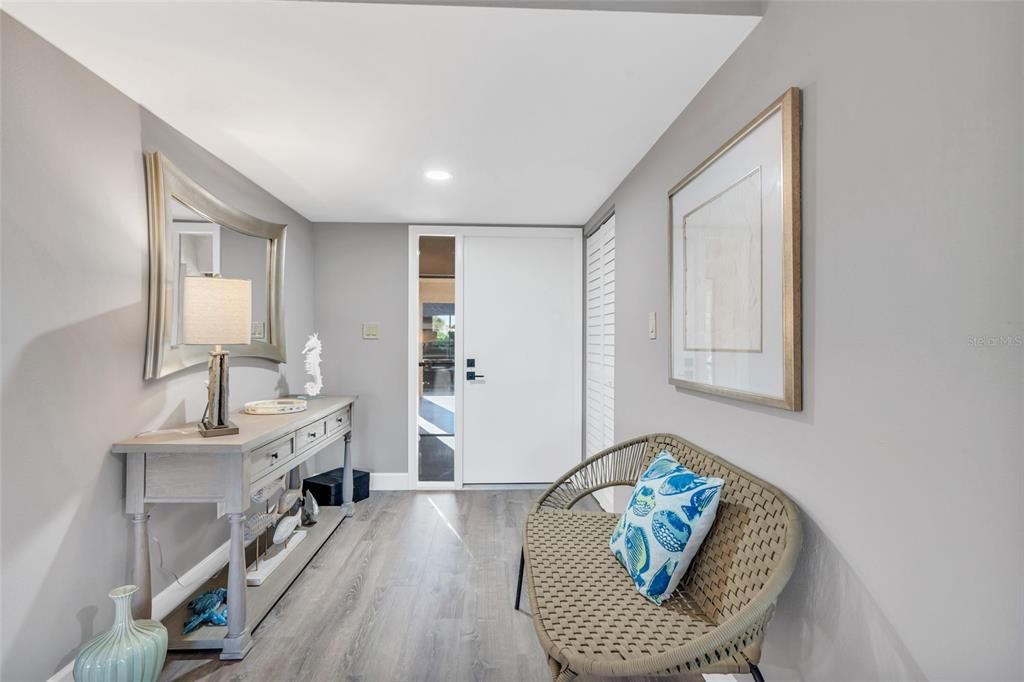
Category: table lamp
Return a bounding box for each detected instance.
[182,275,252,437]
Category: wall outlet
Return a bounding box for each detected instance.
[648,312,657,339]
[362,322,380,340]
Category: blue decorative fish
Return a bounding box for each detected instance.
[614,549,626,570]
[651,509,692,553]
[183,588,228,635]
[627,486,656,516]
[658,472,706,496]
[640,453,679,481]
[681,485,721,521]
[610,514,627,544]
[646,557,678,602]
[187,588,226,614]
[624,525,650,586]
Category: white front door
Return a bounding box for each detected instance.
[461,228,582,484]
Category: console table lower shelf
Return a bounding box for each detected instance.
[163,506,346,652]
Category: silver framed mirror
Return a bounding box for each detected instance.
[143,151,287,380]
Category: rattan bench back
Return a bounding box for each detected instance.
[646,434,795,624]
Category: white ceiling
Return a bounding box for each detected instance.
[5,2,759,224]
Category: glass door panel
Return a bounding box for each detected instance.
[418,236,456,482]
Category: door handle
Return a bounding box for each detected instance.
[466,371,486,381]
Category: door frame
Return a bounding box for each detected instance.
[408,225,465,490]
[407,225,583,490]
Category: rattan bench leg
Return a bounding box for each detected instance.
[749,662,766,682]
[547,656,576,682]
[546,656,560,681]
[515,547,525,611]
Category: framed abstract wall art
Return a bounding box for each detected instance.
[668,87,802,410]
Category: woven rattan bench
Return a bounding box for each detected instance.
[516,434,802,681]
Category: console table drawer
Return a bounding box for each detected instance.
[250,435,295,480]
[297,418,328,451]
[327,407,351,435]
[145,453,230,500]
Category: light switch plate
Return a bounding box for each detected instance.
[362,322,380,340]
[648,312,657,339]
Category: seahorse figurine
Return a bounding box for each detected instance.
[302,333,323,397]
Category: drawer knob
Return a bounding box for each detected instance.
[337,416,344,422]
[308,431,318,439]
[271,453,279,460]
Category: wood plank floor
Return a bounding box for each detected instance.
[161,491,703,682]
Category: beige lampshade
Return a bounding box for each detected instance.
[182,276,252,345]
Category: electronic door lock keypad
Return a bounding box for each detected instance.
[466,357,484,380]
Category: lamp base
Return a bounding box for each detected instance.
[198,421,239,438]
[201,348,236,437]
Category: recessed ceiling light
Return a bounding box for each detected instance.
[425,169,453,181]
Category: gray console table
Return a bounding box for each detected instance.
[112,395,357,660]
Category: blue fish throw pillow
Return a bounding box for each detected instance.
[609,450,724,604]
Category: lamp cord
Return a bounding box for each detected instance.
[150,533,186,589]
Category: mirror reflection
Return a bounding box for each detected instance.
[169,198,270,347]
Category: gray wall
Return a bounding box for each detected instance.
[0,15,317,681]
[583,2,1023,680]
[312,223,409,474]
[4,3,1022,681]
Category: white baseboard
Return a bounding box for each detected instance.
[152,539,231,620]
[49,658,75,681]
[369,472,409,490]
[592,487,615,512]
[368,475,552,492]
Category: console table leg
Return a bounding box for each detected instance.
[341,430,354,518]
[287,466,302,490]
[130,512,152,620]
[221,512,253,660]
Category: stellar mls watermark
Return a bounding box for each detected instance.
[967,335,1023,347]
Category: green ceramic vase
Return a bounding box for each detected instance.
[73,585,168,682]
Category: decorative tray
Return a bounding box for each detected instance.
[244,398,308,415]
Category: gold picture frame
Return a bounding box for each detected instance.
[667,87,802,410]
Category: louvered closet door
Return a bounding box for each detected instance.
[586,215,615,460]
